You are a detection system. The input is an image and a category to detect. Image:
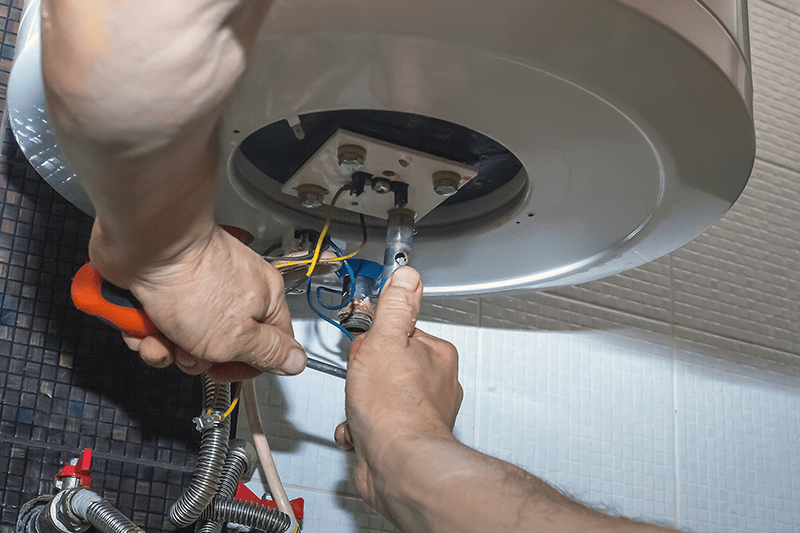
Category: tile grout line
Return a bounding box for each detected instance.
[669,253,681,529]
[0,434,196,473]
[541,288,800,360]
[474,297,483,449]
[761,0,800,17]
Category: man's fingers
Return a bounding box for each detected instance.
[136,335,174,369]
[174,347,213,375]
[334,421,354,450]
[369,267,423,340]
[239,322,307,376]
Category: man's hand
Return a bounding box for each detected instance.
[41,0,300,382]
[334,267,463,513]
[92,224,306,382]
[335,268,679,533]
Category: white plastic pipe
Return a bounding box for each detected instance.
[242,379,298,532]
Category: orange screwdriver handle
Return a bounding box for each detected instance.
[70,225,254,339]
[71,262,160,338]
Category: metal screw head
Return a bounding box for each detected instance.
[432,170,461,197]
[371,177,392,194]
[338,144,367,175]
[296,184,328,209]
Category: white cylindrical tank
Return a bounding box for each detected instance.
[7,0,755,294]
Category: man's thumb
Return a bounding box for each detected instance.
[369,267,423,339]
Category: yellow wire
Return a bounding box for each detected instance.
[275,204,367,271]
[222,396,239,419]
[305,186,348,277]
[274,241,365,270]
[206,382,241,419]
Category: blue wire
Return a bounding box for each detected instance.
[317,240,356,310]
[307,277,354,341]
[316,286,350,311]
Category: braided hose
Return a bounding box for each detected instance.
[70,489,144,533]
[200,498,291,533]
[169,377,232,528]
[194,443,253,533]
[85,500,144,533]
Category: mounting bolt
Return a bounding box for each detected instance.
[371,177,392,194]
[338,144,367,176]
[432,170,461,197]
[296,184,329,209]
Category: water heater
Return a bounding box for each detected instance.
[7,0,755,294]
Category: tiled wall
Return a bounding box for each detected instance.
[0,1,798,533]
[242,1,800,532]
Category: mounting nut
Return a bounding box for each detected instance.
[432,170,461,197]
[371,177,392,194]
[338,144,367,175]
[296,184,329,209]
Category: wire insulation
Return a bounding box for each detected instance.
[306,277,354,341]
[242,380,295,521]
[221,382,242,419]
[316,286,350,311]
[274,213,367,270]
[306,186,348,277]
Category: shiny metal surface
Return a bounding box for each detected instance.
[8,0,755,294]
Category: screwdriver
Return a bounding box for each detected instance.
[71,262,347,380]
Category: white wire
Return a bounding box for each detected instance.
[242,378,298,530]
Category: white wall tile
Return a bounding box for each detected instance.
[475,327,677,526]
[672,161,800,355]
[549,257,673,325]
[674,346,800,533]
[760,0,800,17]
[481,290,674,337]
[419,295,481,327]
[750,0,800,169]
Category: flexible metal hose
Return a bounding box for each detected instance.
[169,377,232,528]
[85,500,144,533]
[194,443,252,533]
[69,489,143,533]
[200,498,291,533]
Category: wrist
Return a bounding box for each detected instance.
[88,214,216,288]
[368,432,466,526]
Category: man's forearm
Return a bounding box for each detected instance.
[41,0,271,283]
[381,435,679,533]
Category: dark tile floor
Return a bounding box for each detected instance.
[0,126,208,532]
[0,4,214,530]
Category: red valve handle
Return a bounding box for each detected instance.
[234,484,304,520]
[71,225,254,338]
[56,448,93,488]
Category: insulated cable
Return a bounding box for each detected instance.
[306,277,355,341]
[305,186,347,277]
[274,213,367,271]
[221,382,242,419]
[242,379,299,533]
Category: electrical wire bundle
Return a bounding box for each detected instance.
[269,185,373,378]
